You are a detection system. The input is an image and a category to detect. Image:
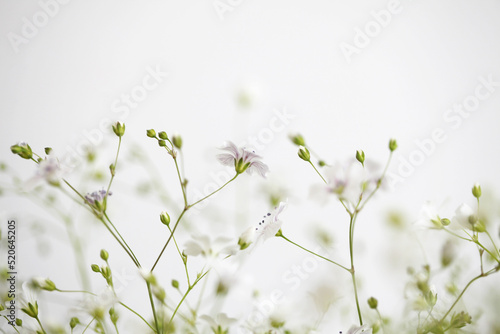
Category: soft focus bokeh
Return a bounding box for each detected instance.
[1,1,500,332]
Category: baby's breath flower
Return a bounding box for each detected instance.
[200,313,237,334]
[346,324,372,334]
[85,189,112,212]
[453,203,485,232]
[183,235,238,259]
[10,142,33,159]
[217,141,269,177]
[112,121,125,137]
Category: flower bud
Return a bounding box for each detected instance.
[318,160,326,167]
[100,249,109,261]
[449,311,472,329]
[109,307,119,325]
[70,317,79,329]
[298,146,311,162]
[109,164,115,176]
[112,122,125,137]
[172,135,183,149]
[10,142,33,160]
[21,301,39,318]
[472,183,481,199]
[160,211,170,226]
[367,296,378,309]
[171,279,179,289]
[91,264,101,273]
[356,150,365,166]
[289,134,305,146]
[158,140,166,147]
[425,288,437,307]
[158,131,168,140]
[44,147,52,155]
[441,218,450,226]
[146,129,156,138]
[235,158,251,174]
[43,279,56,291]
[389,139,398,152]
[0,304,4,311]
[16,318,23,326]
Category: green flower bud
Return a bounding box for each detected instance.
[472,183,481,199]
[16,318,23,326]
[109,307,119,325]
[181,252,188,265]
[172,135,183,149]
[298,146,310,162]
[10,143,33,159]
[0,304,4,311]
[441,218,450,226]
[112,122,125,137]
[44,147,52,155]
[146,129,156,138]
[275,229,283,237]
[109,163,115,176]
[70,317,80,329]
[389,139,398,152]
[154,287,166,302]
[100,249,109,261]
[21,301,39,318]
[160,211,170,226]
[171,279,179,289]
[289,134,305,146]
[367,296,378,309]
[158,139,166,147]
[91,264,101,273]
[158,131,168,140]
[43,279,56,291]
[318,160,326,167]
[425,289,437,307]
[356,150,365,166]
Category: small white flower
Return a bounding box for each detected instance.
[452,203,479,230]
[238,201,287,249]
[184,234,238,258]
[345,324,372,334]
[85,189,112,205]
[200,313,237,332]
[311,160,380,208]
[217,141,269,177]
[24,153,66,189]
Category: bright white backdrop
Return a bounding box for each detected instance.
[1,0,500,333]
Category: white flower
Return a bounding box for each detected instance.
[452,203,481,231]
[184,234,238,258]
[238,201,287,249]
[345,324,373,334]
[311,160,380,208]
[85,189,112,205]
[417,201,445,229]
[25,154,65,189]
[200,313,237,332]
[217,141,269,177]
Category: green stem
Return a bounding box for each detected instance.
[349,212,363,326]
[2,315,20,333]
[173,156,187,207]
[357,151,393,212]
[119,302,156,332]
[103,213,141,266]
[81,317,95,333]
[187,174,238,208]
[151,208,187,272]
[485,230,500,257]
[279,235,350,272]
[146,282,161,334]
[106,136,122,197]
[439,274,482,323]
[98,217,139,267]
[308,160,327,184]
[35,316,47,334]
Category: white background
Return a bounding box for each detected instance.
[1,0,500,333]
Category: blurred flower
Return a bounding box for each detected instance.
[200,313,237,333]
[311,160,380,207]
[453,203,484,232]
[217,141,269,177]
[346,324,372,334]
[184,234,238,258]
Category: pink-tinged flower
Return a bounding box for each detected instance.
[311,159,381,208]
[217,141,269,177]
[85,189,112,205]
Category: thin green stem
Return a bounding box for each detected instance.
[439,274,482,322]
[151,208,187,272]
[98,217,139,267]
[351,271,363,326]
[308,160,327,184]
[103,213,140,266]
[167,224,191,286]
[173,156,188,206]
[119,302,156,332]
[2,316,20,333]
[106,136,122,197]
[35,316,47,334]
[81,317,95,333]
[279,235,349,272]
[357,151,393,212]
[348,212,363,326]
[146,282,160,334]
[187,174,238,208]
[485,230,500,257]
